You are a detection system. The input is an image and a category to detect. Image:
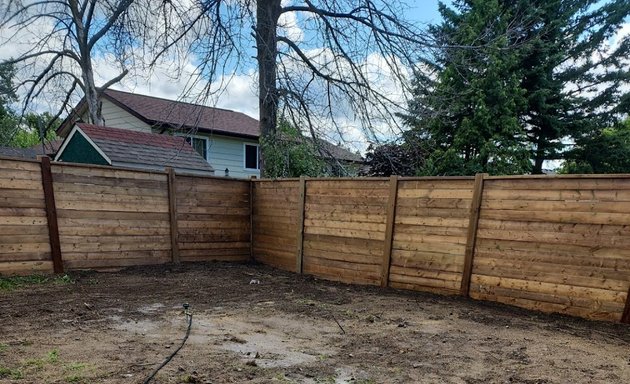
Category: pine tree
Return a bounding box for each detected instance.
[402,0,629,175]
[403,0,530,176]
[519,0,630,173]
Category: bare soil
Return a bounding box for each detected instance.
[0,262,628,384]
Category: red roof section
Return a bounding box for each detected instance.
[77,123,196,152]
[103,89,260,138]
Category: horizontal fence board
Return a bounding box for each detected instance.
[2,158,630,323]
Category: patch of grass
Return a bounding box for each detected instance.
[65,374,83,383]
[0,366,23,380]
[65,362,86,371]
[23,358,45,370]
[0,274,74,291]
[47,349,59,364]
[0,343,8,353]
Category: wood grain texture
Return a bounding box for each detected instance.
[460,173,486,296]
[167,168,180,263]
[381,176,398,287]
[175,175,250,263]
[296,177,306,274]
[251,180,301,271]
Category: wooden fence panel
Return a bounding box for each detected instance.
[302,179,389,285]
[175,175,251,262]
[252,180,301,271]
[52,163,172,269]
[0,158,52,275]
[389,178,475,294]
[471,177,630,321]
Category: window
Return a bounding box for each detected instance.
[244,143,259,170]
[185,136,208,160]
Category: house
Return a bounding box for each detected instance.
[54,123,214,175]
[58,89,261,178]
[58,89,364,177]
[0,139,64,160]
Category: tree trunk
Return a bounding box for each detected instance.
[532,132,545,174]
[256,0,282,177]
[83,64,104,126]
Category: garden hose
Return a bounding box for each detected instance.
[143,303,193,384]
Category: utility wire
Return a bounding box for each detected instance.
[143,304,193,384]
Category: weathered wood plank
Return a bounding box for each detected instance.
[40,157,63,274]
[167,168,179,263]
[296,176,306,274]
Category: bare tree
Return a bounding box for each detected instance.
[0,0,180,128]
[2,0,430,174]
[150,0,430,174]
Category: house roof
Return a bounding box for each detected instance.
[29,139,64,156]
[315,138,363,163]
[0,146,39,159]
[58,89,259,139]
[58,123,214,174]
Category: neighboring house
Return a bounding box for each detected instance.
[58,89,261,178]
[54,123,214,175]
[58,89,364,178]
[0,146,39,160]
[314,138,364,176]
[0,139,64,160]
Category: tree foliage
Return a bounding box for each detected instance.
[260,118,325,178]
[399,0,629,176]
[0,62,18,146]
[561,120,630,174]
[361,130,435,176]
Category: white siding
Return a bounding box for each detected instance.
[206,135,260,179]
[101,99,151,132]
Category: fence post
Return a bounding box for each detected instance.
[296,176,307,274]
[622,286,630,324]
[166,167,180,263]
[381,175,399,288]
[249,176,256,262]
[460,173,487,296]
[39,156,63,274]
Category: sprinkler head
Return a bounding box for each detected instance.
[183,303,190,310]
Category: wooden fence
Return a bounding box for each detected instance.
[0,156,250,275]
[252,176,630,323]
[1,155,629,323]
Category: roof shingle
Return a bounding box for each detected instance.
[103,89,260,138]
[76,123,214,174]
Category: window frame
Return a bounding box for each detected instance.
[181,134,209,161]
[243,143,260,171]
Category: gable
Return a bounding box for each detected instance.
[56,130,109,165]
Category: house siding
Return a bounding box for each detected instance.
[92,98,259,178]
[58,133,109,165]
[100,99,151,132]
[207,135,260,179]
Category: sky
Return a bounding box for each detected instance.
[98,1,449,117]
[0,0,626,154]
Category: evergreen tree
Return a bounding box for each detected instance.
[561,119,630,174]
[0,62,18,146]
[404,0,531,176]
[519,0,630,173]
[403,0,629,175]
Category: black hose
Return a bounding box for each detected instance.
[143,311,193,384]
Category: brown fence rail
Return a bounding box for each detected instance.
[1,156,629,323]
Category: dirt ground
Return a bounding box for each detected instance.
[0,262,628,384]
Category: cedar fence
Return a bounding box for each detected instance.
[1,156,629,323]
